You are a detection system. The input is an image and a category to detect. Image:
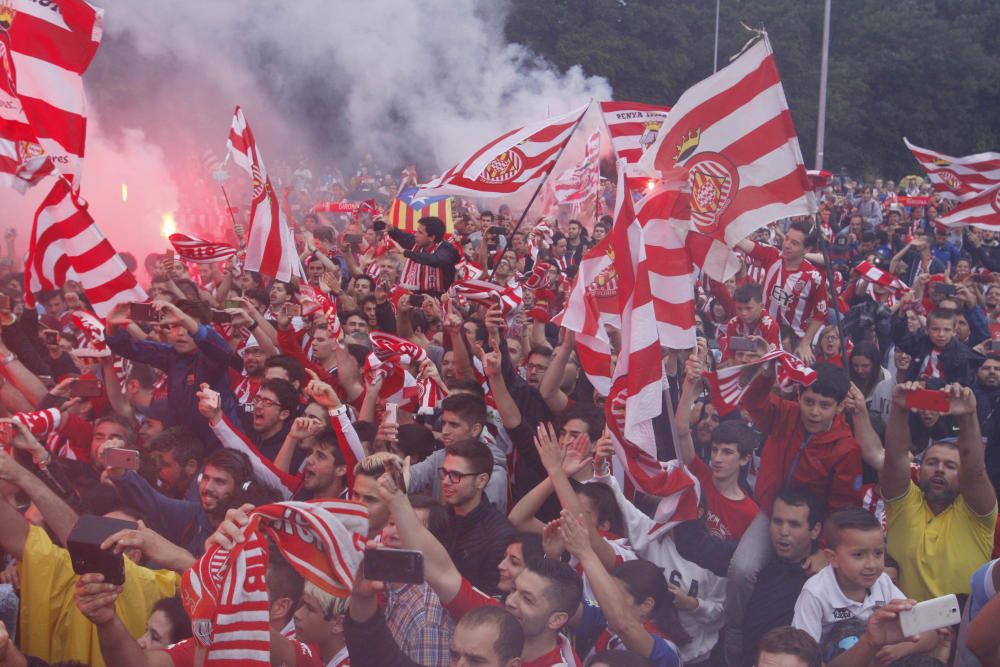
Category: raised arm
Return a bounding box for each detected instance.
[947,384,997,516]
[845,383,884,471]
[538,331,573,415]
[0,450,78,546]
[479,337,522,430]
[675,349,706,467]
[881,383,916,501]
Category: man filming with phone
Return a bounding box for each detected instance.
[385,215,460,295]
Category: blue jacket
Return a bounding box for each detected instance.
[113,470,213,558]
[106,324,245,448]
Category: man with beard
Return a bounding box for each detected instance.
[232,337,267,417]
[974,355,1000,494]
[106,448,255,557]
[881,382,997,600]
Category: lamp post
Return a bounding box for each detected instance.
[815,0,832,169]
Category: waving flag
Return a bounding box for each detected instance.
[0,0,102,189]
[388,187,453,233]
[24,178,146,317]
[705,348,817,415]
[637,34,815,279]
[415,102,589,199]
[226,106,302,282]
[853,260,909,300]
[936,183,1000,230]
[448,279,523,317]
[600,101,671,169]
[553,129,601,204]
[169,232,238,264]
[904,138,1000,202]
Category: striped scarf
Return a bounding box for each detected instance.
[400,241,445,293]
[181,500,368,667]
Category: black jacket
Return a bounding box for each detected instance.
[388,228,460,293]
[891,313,983,386]
[445,499,516,596]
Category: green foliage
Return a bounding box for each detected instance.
[504,0,1000,181]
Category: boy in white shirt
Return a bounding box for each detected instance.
[792,507,903,642]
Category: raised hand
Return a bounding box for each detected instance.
[556,509,592,558]
[205,503,255,550]
[74,573,122,626]
[533,422,564,475]
[304,368,340,408]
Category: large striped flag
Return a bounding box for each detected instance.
[0,0,102,189]
[552,129,601,204]
[387,187,453,233]
[24,177,147,317]
[226,106,302,282]
[600,101,671,172]
[904,138,1000,202]
[705,348,817,415]
[169,232,238,264]
[414,102,589,199]
[637,34,816,280]
[936,182,1000,230]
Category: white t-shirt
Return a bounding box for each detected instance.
[792,565,904,642]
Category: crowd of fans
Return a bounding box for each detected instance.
[0,162,999,667]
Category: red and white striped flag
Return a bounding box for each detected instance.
[552,129,601,204]
[853,260,909,299]
[414,102,589,199]
[705,348,817,415]
[552,235,619,395]
[0,0,102,189]
[599,101,671,173]
[638,34,816,280]
[169,232,238,264]
[447,279,523,317]
[904,137,1000,202]
[24,178,146,317]
[226,106,302,282]
[935,182,1000,230]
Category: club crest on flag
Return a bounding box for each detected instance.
[673,129,702,163]
[938,169,962,192]
[478,147,525,185]
[586,257,619,299]
[17,140,44,161]
[639,120,663,152]
[687,152,739,234]
[0,1,14,32]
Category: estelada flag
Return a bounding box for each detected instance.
[388,187,453,233]
[637,33,815,280]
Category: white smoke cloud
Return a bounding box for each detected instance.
[4,1,613,265]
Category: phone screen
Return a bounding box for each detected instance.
[363,548,424,584]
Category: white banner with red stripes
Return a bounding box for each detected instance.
[552,129,601,204]
[705,347,817,415]
[904,137,1000,202]
[414,102,589,199]
[24,178,146,317]
[936,182,1000,230]
[169,232,238,264]
[599,100,671,172]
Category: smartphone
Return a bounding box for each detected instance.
[202,388,220,409]
[898,594,961,637]
[102,448,140,471]
[129,302,159,322]
[211,309,233,323]
[343,233,363,245]
[0,422,11,447]
[223,299,243,310]
[488,226,506,237]
[68,515,138,586]
[363,548,424,584]
[372,218,387,232]
[44,330,60,345]
[70,378,104,398]
[932,283,956,298]
[283,303,302,317]
[729,337,757,353]
[905,388,951,412]
[384,403,398,425]
[409,294,425,308]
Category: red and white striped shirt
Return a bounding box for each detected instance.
[718,313,781,360]
[749,242,829,338]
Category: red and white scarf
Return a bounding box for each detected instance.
[181,500,368,667]
[448,279,523,319]
[705,348,817,415]
[365,332,444,413]
[400,241,445,293]
[854,261,908,305]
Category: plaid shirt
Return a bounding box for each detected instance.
[384,582,455,667]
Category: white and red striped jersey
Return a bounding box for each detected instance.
[749,242,828,338]
[718,312,781,360]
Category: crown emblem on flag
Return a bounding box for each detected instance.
[17,140,45,160]
[673,129,702,164]
[0,0,16,32]
[933,158,951,167]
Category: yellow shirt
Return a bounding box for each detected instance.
[885,480,997,601]
[17,524,181,667]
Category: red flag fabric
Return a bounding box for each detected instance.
[24,178,146,317]
[0,0,102,189]
[935,183,1000,230]
[853,261,909,300]
[552,129,601,204]
[226,106,302,281]
[904,138,1000,202]
[169,233,238,264]
[447,279,523,317]
[637,35,816,280]
[599,101,671,175]
[414,102,589,199]
[705,348,817,415]
[182,500,367,665]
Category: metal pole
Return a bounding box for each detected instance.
[713,0,721,73]
[815,0,832,169]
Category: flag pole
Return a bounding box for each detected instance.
[815,215,848,368]
[219,185,245,249]
[490,105,589,282]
